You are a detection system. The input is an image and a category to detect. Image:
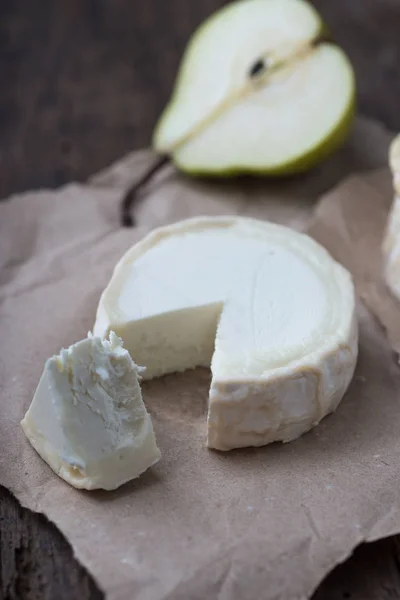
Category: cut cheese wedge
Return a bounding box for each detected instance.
[21,333,160,490]
[383,135,400,299]
[94,217,358,451]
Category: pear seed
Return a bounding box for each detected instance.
[248,59,267,79]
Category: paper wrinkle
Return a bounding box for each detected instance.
[0,271,66,304]
[301,504,324,541]
[0,229,118,306]
[1,115,400,600]
[164,532,337,600]
[366,503,400,542]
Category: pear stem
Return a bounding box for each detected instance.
[120,154,170,227]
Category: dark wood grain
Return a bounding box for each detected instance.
[1,1,400,598]
[0,486,103,600]
[315,538,400,600]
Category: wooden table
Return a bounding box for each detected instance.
[1,1,400,598]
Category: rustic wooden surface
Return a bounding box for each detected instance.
[1,1,400,598]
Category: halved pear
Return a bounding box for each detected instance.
[153,0,356,176]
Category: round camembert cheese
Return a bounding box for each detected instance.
[94,216,358,451]
[383,134,400,299]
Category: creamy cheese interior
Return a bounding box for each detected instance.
[21,333,160,490]
[96,219,351,381]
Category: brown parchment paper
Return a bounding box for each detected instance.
[308,167,400,358]
[0,115,399,600]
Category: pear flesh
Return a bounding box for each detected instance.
[154,0,355,175]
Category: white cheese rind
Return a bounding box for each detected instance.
[21,333,160,490]
[94,216,358,451]
[208,316,357,449]
[383,135,400,299]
